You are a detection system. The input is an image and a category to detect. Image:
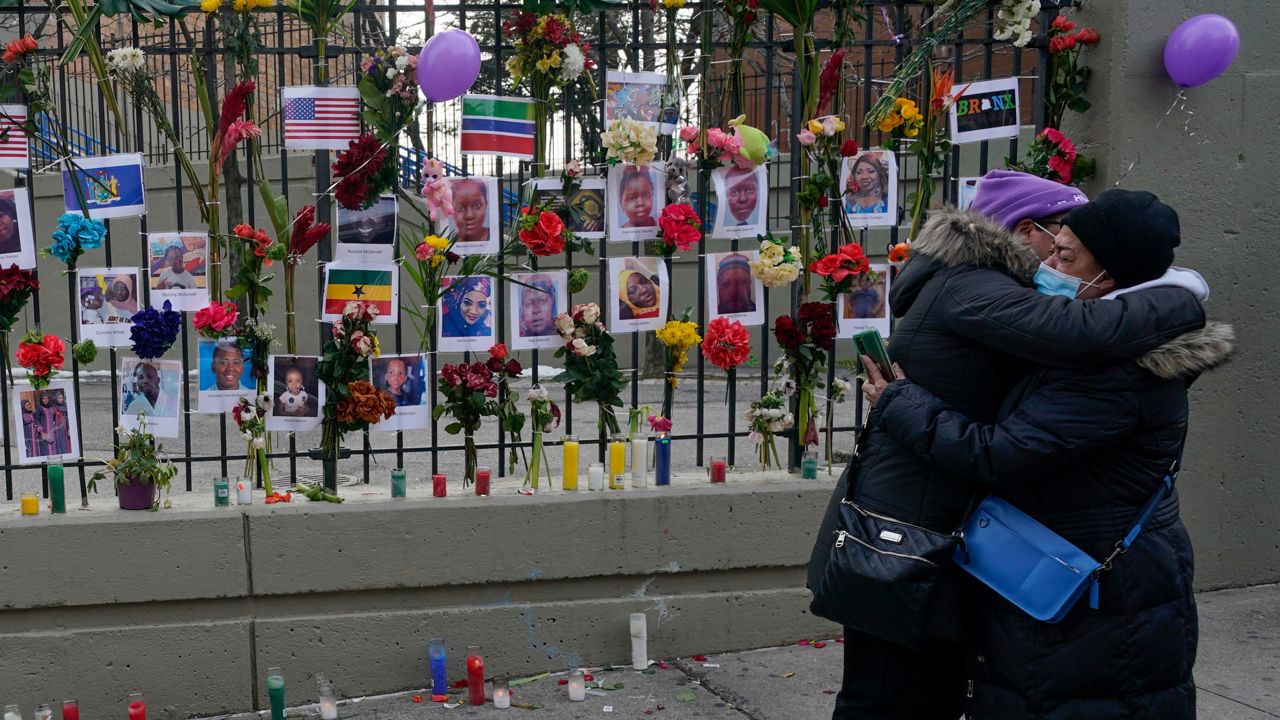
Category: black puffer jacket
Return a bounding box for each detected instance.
[805,209,1206,639]
[873,321,1234,719]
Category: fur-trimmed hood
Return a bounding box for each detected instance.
[910,206,1041,282]
[1138,321,1235,380]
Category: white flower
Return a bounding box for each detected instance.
[560,44,585,82]
[527,384,550,402]
[834,378,851,393]
[748,430,764,445]
[565,159,583,178]
[394,55,410,71]
[555,313,575,336]
[251,437,266,449]
[581,304,600,325]
[242,430,254,441]
[570,338,597,357]
[385,67,399,80]
[256,393,272,410]
[351,331,373,357]
[107,47,146,72]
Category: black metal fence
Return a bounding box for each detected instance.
[0,0,1053,503]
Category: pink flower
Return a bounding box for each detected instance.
[659,203,701,252]
[796,129,817,146]
[415,242,432,261]
[565,159,583,178]
[678,125,700,142]
[648,414,672,432]
[350,331,373,356]
[219,120,261,168]
[706,127,729,150]
[719,134,743,162]
[193,301,239,337]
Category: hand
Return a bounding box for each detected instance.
[860,356,906,407]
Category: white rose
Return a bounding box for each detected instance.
[570,338,597,357]
[555,313,575,335]
[252,437,266,449]
[582,304,600,324]
[748,431,764,445]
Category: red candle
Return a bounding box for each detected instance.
[466,652,485,706]
[475,467,491,497]
[710,459,727,483]
[61,702,79,720]
[432,474,447,497]
[128,702,146,720]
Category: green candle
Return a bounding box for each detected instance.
[266,669,285,720]
[48,465,66,514]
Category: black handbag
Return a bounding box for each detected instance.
[809,495,962,651]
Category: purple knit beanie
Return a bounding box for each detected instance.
[969,169,1088,230]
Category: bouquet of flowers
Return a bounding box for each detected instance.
[773,302,836,449]
[600,119,659,166]
[16,329,64,390]
[332,133,395,210]
[435,359,500,487]
[524,384,562,490]
[358,46,421,144]
[226,222,282,384]
[1044,16,1101,129]
[679,116,771,170]
[745,391,792,470]
[129,300,182,359]
[795,115,861,272]
[401,238,510,352]
[1008,128,1094,186]
[317,301,396,492]
[809,242,873,302]
[232,394,288,502]
[553,303,626,435]
[654,313,700,416]
[656,203,700,257]
[517,204,584,257]
[701,316,751,372]
[486,343,527,475]
[503,11,595,167]
[749,233,803,288]
[0,265,38,383]
[46,213,106,270]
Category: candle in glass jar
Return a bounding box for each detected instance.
[48,465,65,514]
[317,678,338,720]
[587,462,604,491]
[428,638,448,702]
[567,669,586,701]
[608,434,626,480]
[33,706,50,720]
[562,435,579,491]
[20,493,38,515]
[266,668,286,720]
[709,456,727,483]
[214,477,230,507]
[390,468,407,498]
[630,433,649,488]
[475,467,491,497]
[432,474,447,498]
[654,432,671,486]
[127,693,146,720]
[801,450,819,480]
[491,678,510,709]
[465,648,485,706]
[630,612,648,670]
[236,480,252,505]
[5,704,21,720]
[60,701,78,720]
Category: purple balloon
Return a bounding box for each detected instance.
[1163,14,1240,88]
[417,29,481,103]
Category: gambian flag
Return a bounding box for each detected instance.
[323,264,397,323]
[460,94,536,160]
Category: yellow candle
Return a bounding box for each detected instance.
[609,435,627,489]
[20,493,39,516]
[562,436,580,491]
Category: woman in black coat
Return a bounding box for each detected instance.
[806,208,1207,719]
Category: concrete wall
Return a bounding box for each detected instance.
[0,479,837,717]
[1068,0,1280,589]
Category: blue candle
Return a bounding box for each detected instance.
[428,639,448,702]
[655,432,671,486]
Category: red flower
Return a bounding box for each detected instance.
[1050,15,1076,32]
[817,49,845,115]
[817,195,829,209]
[1049,34,1077,53]
[888,242,910,264]
[773,315,805,350]
[797,301,830,324]
[1041,128,1066,145]
[1048,154,1074,184]
[505,359,522,377]
[519,210,567,256]
[1075,28,1101,46]
[2,35,37,64]
[489,343,509,361]
[839,139,860,157]
[810,254,844,278]
[658,203,701,252]
[810,314,837,350]
[16,333,64,377]
[332,133,391,210]
[701,316,751,371]
[193,301,239,337]
[290,205,330,258]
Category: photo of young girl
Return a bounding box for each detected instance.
[266,356,324,432]
[607,162,665,242]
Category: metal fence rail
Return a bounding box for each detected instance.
[0,0,1050,502]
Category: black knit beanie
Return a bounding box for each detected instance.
[1062,189,1180,288]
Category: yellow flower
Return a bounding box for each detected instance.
[904,126,919,138]
[900,103,921,121]
[662,0,685,7]
[878,113,903,132]
[231,0,246,10]
[425,234,450,252]
[758,241,783,265]
[200,0,220,12]
[807,118,825,135]
[371,334,381,358]
[894,97,911,109]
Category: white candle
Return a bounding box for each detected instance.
[236,481,252,505]
[587,462,604,491]
[630,612,648,670]
[630,435,649,488]
[492,678,510,709]
[567,669,586,701]
[5,708,22,720]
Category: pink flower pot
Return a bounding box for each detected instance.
[118,477,156,510]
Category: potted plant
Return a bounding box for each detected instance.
[89,414,177,510]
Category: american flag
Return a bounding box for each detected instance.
[0,105,29,170]
[281,86,361,151]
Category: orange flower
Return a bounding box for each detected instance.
[3,35,37,64]
[337,380,396,425]
[888,242,910,264]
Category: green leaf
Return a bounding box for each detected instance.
[444,422,462,435]
[359,79,388,112]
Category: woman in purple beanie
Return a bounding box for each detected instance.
[969,169,1088,260]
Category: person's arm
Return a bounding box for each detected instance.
[938,267,1204,368]
[872,375,1138,489]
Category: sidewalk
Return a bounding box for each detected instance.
[214,584,1278,720]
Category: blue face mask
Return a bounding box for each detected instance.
[1032,263,1083,298]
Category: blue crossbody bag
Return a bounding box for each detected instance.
[954,459,1179,623]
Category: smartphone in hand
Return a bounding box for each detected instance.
[853,329,894,380]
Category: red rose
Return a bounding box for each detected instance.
[817,195,829,209]
[797,302,831,324]
[659,203,701,252]
[839,139,860,157]
[519,210,567,256]
[810,315,837,350]
[16,334,65,377]
[486,357,505,374]
[773,316,805,350]
[1049,34,1077,53]
[809,254,844,278]
[505,359,523,377]
[1050,15,1076,32]
[489,343,509,361]
[1076,28,1100,46]
[701,317,751,371]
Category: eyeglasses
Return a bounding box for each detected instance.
[1032,220,1064,236]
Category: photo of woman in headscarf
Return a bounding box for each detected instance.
[105,275,138,323]
[518,273,559,338]
[19,397,38,458]
[441,276,493,338]
[617,265,661,321]
[843,152,891,215]
[33,390,70,456]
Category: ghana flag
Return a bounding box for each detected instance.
[460,94,536,160]
[323,263,397,323]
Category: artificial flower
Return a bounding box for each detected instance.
[701,316,751,371]
[2,35,37,64]
[129,300,182,359]
[331,133,391,210]
[658,203,701,253]
[518,208,567,256]
[193,301,240,338]
[839,139,859,157]
[600,118,659,166]
[796,129,817,146]
[16,330,64,387]
[48,213,107,267]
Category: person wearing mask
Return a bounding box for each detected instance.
[970,168,1088,261]
[861,189,1229,720]
[807,205,1207,720]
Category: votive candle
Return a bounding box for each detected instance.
[630,432,649,488]
[562,435,579,491]
[710,456,727,484]
[60,701,78,720]
[214,477,230,507]
[317,677,338,720]
[608,434,626,480]
[475,467,491,497]
[587,462,604,491]
[32,707,50,720]
[390,468,407,498]
[19,493,38,516]
[630,612,648,670]
[48,465,65,514]
[428,638,448,702]
[236,480,252,505]
[492,678,510,709]
[654,432,671,486]
[432,474,447,498]
[567,670,586,702]
[801,450,819,480]
[127,693,145,720]
[5,704,20,720]
[266,668,285,720]
[465,647,485,706]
